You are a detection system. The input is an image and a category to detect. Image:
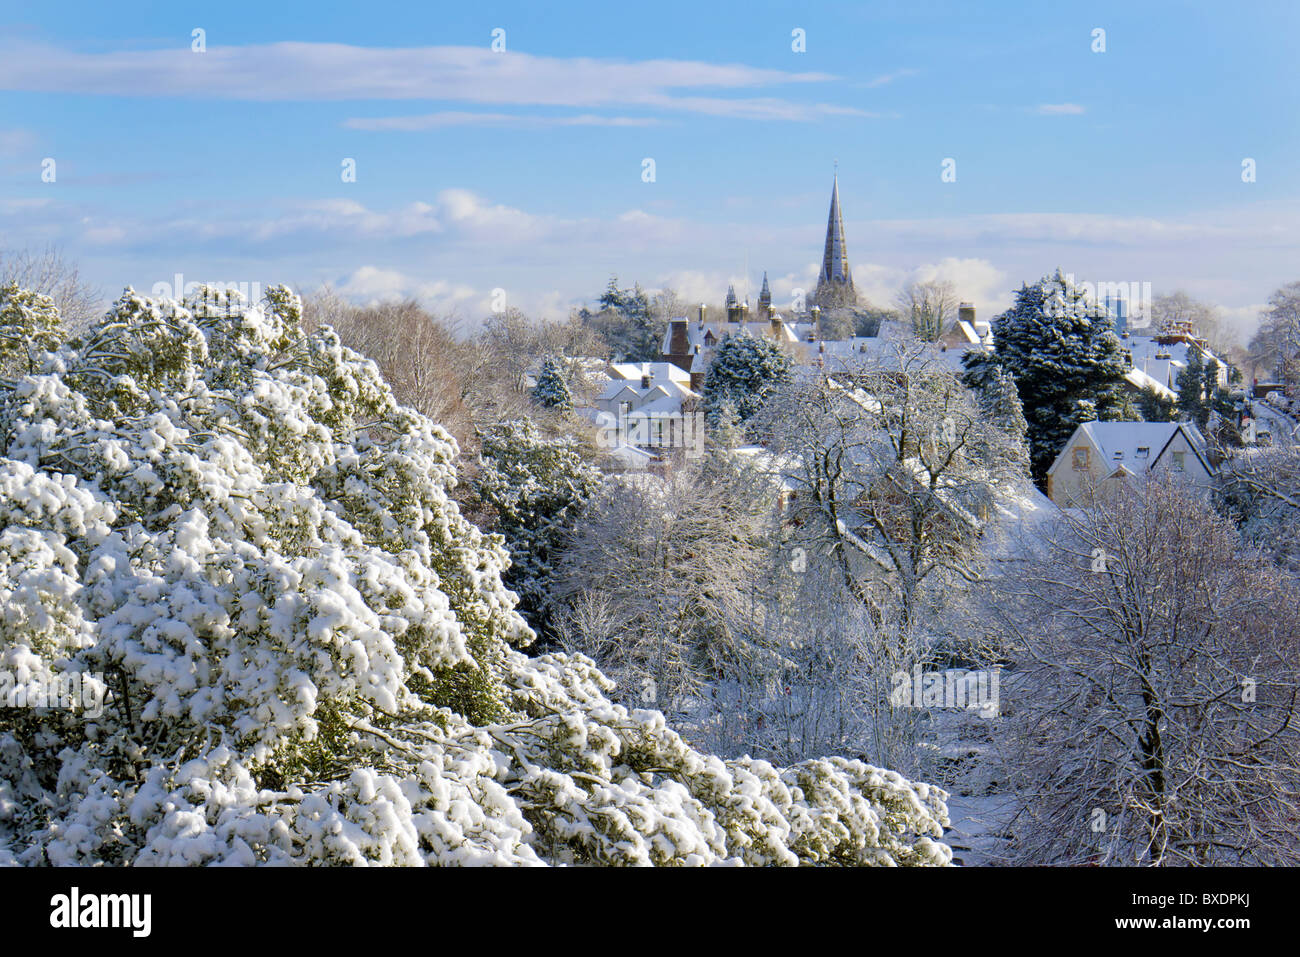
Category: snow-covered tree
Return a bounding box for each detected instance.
[702,333,793,426]
[531,356,574,412]
[1214,443,1300,573]
[1175,347,1210,428]
[965,270,1133,485]
[555,455,780,718]
[470,418,599,641]
[761,340,1027,632]
[990,477,1300,865]
[0,282,63,376]
[1247,280,1300,388]
[895,279,958,343]
[0,283,951,866]
[0,246,101,332]
[580,277,660,362]
[977,368,1029,447]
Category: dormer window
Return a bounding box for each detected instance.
[1136,447,1150,460]
[1113,451,1124,461]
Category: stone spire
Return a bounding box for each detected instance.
[814,173,857,310]
[758,271,772,320]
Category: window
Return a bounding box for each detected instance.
[1171,451,1186,471]
[1072,447,1090,470]
[1113,450,1124,461]
[1136,447,1150,460]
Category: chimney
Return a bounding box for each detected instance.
[769,315,782,340]
[640,363,652,390]
[698,303,706,327]
[668,318,689,357]
[958,302,976,327]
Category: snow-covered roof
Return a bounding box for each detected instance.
[731,444,802,492]
[626,393,689,416]
[608,361,691,384]
[1047,421,1210,476]
[1123,367,1176,400]
[955,319,994,346]
[598,376,698,404]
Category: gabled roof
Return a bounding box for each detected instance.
[1047,421,1212,476]
[608,361,691,384]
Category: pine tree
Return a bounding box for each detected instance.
[1136,385,1177,422]
[702,333,793,425]
[966,270,1134,485]
[982,369,1029,444]
[1176,348,1208,429]
[472,418,600,640]
[532,355,573,412]
[585,277,659,362]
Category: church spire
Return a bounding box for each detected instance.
[758,271,772,320]
[814,172,857,310]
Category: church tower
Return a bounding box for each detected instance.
[757,272,773,321]
[725,283,744,324]
[813,173,857,311]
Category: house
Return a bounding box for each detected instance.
[597,362,698,420]
[661,303,808,391]
[587,362,703,467]
[1121,335,1228,392]
[1045,421,1213,505]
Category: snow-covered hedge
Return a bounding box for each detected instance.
[0,283,950,865]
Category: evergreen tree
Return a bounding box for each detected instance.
[586,276,658,361]
[965,270,1133,485]
[981,368,1029,444]
[472,418,601,640]
[1176,348,1209,429]
[702,333,793,425]
[531,355,573,412]
[1136,385,1177,422]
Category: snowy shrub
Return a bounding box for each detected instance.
[0,283,950,866]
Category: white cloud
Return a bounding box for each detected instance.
[344,111,660,130]
[864,68,920,88]
[0,41,865,122]
[333,265,477,313]
[1036,103,1086,115]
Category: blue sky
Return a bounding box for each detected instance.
[2,0,1297,336]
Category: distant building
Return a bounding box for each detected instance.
[661,304,808,391]
[812,174,857,311]
[587,362,703,468]
[1045,421,1213,505]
